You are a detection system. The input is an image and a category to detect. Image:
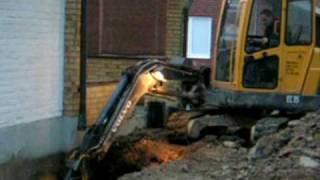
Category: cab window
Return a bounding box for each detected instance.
[286,0,312,45]
[216,0,243,82]
[246,0,282,53]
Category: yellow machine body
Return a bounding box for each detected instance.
[212,0,320,97]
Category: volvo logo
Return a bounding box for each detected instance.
[112,101,132,133]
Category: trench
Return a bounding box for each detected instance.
[85,130,191,180]
[83,125,253,180]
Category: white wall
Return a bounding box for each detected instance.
[0,0,65,128]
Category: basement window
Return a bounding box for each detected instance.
[187,17,213,59]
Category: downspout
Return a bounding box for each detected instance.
[79,0,88,130]
[183,0,194,56]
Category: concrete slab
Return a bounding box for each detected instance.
[0,116,79,165]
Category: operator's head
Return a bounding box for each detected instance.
[260,9,274,27]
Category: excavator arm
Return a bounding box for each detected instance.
[65,60,202,179]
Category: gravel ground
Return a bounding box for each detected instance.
[119,111,320,180]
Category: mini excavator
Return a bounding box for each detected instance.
[66,0,320,179]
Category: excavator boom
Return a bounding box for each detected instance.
[65,60,201,179]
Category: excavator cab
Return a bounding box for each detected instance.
[210,0,320,110]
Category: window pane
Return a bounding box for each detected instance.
[216,0,243,81]
[187,17,212,59]
[286,0,312,45]
[243,56,279,89]
[246,0,282,53]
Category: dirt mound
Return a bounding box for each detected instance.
[119,111,320,180]
[247,111,320,179]
[124,139,187,164]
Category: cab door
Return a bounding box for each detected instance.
[241,0,283,91]
[214,0,244,88]
[281,0,314,93]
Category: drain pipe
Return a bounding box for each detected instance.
[79,0,88,130]
[183,0,194,56]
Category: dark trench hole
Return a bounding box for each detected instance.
[166,133,192,146]
[85,130,189,180]
[87,140,144,180]
[199,126,253,148]
[233,128,253,148]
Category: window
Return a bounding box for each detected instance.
[246,0,282,53]
[87,0,167,57]
[216,0,243,81]
[187,17,213,59]
[286,0,312,45]
[243,56,279,89]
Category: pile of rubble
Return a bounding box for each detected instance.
[248,112,320,179]
[118,111,320,180]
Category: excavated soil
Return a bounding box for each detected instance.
[118,111,320,180]
[37,110,316,180]
[3,111,319,180]
[81,111,320,180]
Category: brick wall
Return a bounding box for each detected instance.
[87,58,138,82]
[86,82,117,126]
[64,0,82,117]
[189,0,222,34]
[166,0,188,58]
[86,58,138,125]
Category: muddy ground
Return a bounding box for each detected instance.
[4,111,319,180]
[88,111,320,180]
[0,154,66,180]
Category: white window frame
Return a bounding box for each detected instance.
[187,16,213,59]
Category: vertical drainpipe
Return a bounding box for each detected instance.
[183,0,194,56]
[79,0,87,130]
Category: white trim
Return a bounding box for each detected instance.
[187,16,213,59]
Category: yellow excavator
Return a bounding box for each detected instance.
[66,0,320,179]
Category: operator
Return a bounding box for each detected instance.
[259,9,280,48]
